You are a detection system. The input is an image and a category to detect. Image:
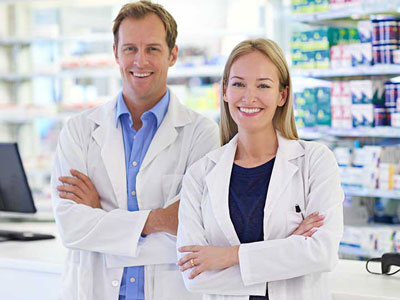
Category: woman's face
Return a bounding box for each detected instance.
[224,50,287,134]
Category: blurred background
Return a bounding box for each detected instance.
[1,0,400,262]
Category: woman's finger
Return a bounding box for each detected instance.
[178,252,197,266]
[301,228,317,237]
[180,258,197,272]
[178,245,201,253]
[189,265,204,280]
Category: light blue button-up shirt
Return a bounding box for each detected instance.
[116,90,170,300]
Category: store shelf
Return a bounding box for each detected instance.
[292,65,400,79]
[343,186,400,200]
[339,243,378,259]
[169,65,224,78]
[0,65,225,80]
[0,34,112,45]
[291,0,400,22]
[298,127,400,139]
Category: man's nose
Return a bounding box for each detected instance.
[134,50,149,67]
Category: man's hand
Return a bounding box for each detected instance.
[57,169,101,209]
[142,200,179,236]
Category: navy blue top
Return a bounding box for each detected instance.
[229,157,275,299]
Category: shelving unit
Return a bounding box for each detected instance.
[298,126,400,139]
[291,0,400,260]
[291,0,400,23]
[292,65,400,79]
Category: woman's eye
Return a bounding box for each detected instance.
[258,84,270,89]
[232,82,244,87]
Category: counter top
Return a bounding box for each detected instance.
[0,221,399,299]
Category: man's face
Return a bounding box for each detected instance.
[113,13,178,104]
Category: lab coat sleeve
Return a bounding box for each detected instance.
[51,116,150,258]
[238,144,344,286]
[105,116,221,267]
[177,159,266,296]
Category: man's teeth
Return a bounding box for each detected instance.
[239,107,261,114]
[133,72,151,77]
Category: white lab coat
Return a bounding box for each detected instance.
[51,92,219,300]
[177,133,344,300]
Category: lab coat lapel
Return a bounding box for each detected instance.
[88,98,128,209]
[206,136,241,246]
[140,92,191,171]
[263,133,304,238]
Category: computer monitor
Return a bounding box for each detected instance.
[0,143,36,213]
[0,143,54,241]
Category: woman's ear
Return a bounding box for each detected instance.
[278,86,288,107]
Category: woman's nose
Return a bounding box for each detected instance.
[242,88,256,103]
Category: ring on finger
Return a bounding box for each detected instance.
[190,258,195,267]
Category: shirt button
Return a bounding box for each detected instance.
[111,280,119,287]
[130,277,136,283]
[131,190,136,196]
[132,161,138,167]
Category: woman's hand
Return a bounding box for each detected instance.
[178,245,239,279]
[57,169,101,209]
[292,212,324,237]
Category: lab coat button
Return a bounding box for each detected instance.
[131,190,136,196]
[111,280,119,287]
[130,277,136,283]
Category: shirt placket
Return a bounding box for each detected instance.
[125,120,148,300]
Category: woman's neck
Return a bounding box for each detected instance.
[235,126,278,168]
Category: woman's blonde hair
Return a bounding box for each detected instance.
[220,38,298,145]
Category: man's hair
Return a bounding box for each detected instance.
[113,1,178,53]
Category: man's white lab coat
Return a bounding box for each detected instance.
[51,92,219,299]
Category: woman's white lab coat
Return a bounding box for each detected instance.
[51,92,219,300]
[177,133,344,300]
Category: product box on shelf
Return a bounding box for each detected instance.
[350,80,385,105]
[358,20,372,43]
[351,104,374,127]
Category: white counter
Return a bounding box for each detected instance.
[0,222,399,300]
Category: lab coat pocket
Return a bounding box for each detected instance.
[162,174,184,207]
[286,211,303,237]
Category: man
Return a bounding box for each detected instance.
[51,1,219,299]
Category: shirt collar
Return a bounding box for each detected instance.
[115,89,170,129]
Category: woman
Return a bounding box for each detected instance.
[176,38,344,300]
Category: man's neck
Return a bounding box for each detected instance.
[122,90,167,131]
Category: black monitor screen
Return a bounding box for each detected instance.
[0,143,36,213]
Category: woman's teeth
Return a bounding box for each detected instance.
[239,107,261,114]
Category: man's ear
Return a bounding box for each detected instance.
[169,45,178,67]
[113,44,119,64]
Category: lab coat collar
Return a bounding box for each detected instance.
[86,91,192,209]
[205,131,305,244]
